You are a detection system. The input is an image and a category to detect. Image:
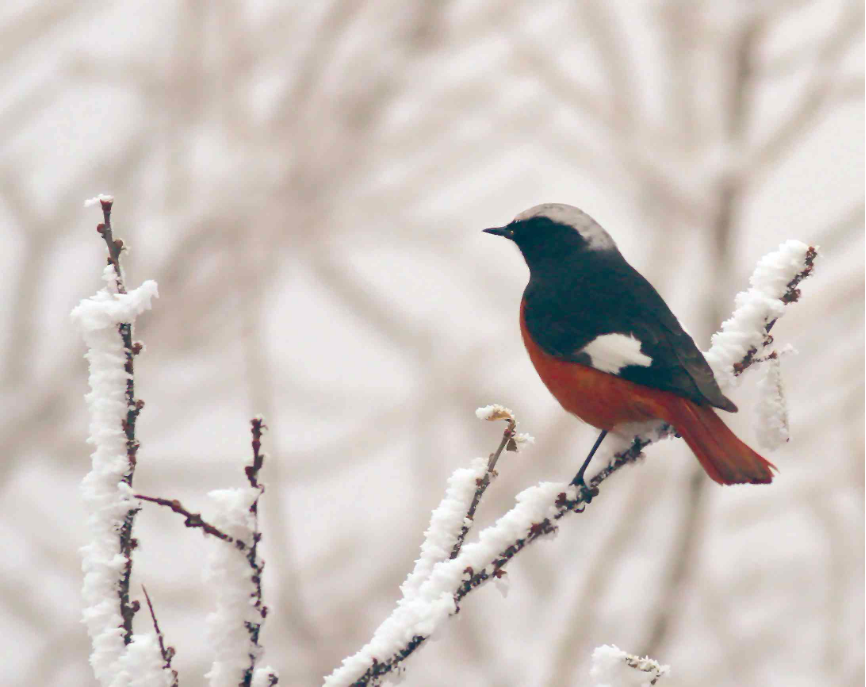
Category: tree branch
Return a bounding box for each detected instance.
[450,407,517,560]
[325,242,819,687]
[73,197,160,683]
[134,494,241,547]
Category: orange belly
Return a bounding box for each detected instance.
[520,301,674,430]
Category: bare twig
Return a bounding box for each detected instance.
[449,414,516,560]
[95,198,126,293]
[753,2,863,174]
[134,494,241,547]
[142,585,178,687]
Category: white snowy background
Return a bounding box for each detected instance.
[0,1,863,686]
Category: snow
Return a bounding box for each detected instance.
[109,634,175,687]
[755,354,790,449]
[84,193,115,207]
[582,333,653,374]
[590,644,669,687]
[400,456,489,602]
[323,480,576,687]
[325,239,815,685]
[204,486,264,687]
[250,667,279,687]
[73,266,159,332]
[475,404,514,421]
[705,240,811,390]
[70,266,158,686]
[514,432,535,446]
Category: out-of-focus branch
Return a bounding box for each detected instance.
[753,1,863,174]
[548,476,656,686]
[590,644,669,686]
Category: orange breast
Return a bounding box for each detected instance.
[519,300,674,431]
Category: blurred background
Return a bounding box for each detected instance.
[1,1,863,685]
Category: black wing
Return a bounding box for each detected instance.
[523,253,736,412]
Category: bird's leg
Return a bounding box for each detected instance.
[570,430,608,502]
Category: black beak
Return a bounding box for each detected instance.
[483,226,514,239]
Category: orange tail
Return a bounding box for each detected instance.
[660,398,777,485]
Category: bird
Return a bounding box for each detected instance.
[483,203,776,488]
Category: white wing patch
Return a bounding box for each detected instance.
[581,333,652,374]
[513,203,616,251]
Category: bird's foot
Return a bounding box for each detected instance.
[569,475,596,505]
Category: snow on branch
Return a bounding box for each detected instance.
[324,242,817,687]
[590,644,669,686]
[71,197,161,686]
[204,417,278,687]
[705,240,816,389]
[74,200,278,686]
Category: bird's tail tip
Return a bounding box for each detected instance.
[668,400,777,486]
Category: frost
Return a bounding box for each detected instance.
[590,644,669,687]
[71,268,158,686]
[204,486,263,687]
[323,480,573,686]
[475,404,514,421]
[85,193,115,207]
[705,240,811,390]
[514,432,535,446]
[400,456,489,602]
[72,267,159,332]
[755,355,790,449]
[250,667,279,687]
[109,634,175,687]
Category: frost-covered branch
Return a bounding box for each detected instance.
[706,241,817,388]
[589,644,669,686]
[324,241,817,687]
[72,197,164,686]
[449,404,531,559]
[134,421,279,686]
[204,418,278,687]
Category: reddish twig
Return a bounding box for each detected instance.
[91,197,144,644]
[95,198,126,294]
[134,494,243,549]
[450,416,516,560]
[142,585,178,687]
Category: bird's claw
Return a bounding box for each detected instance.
[570,476,595,505]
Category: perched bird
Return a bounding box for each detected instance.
[484,203,776,487]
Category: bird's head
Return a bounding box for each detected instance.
[484,203,617,271]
